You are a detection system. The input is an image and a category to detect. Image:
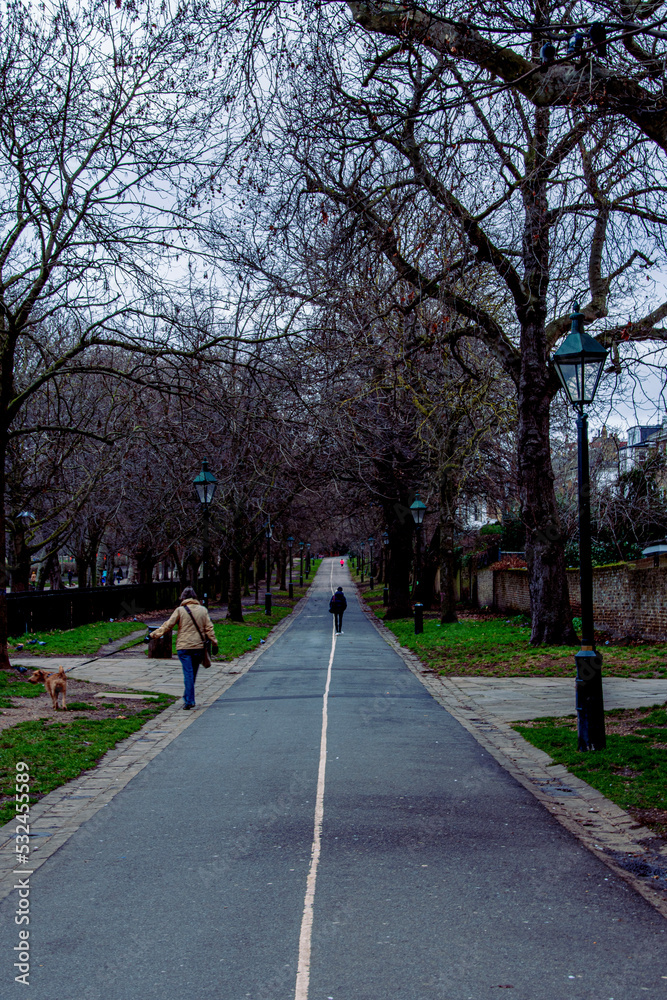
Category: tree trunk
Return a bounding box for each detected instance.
[184,554,198,588]
[517,371,577,644]
[0,436,10,667]
[439,522,458,624]
[47,551,63,591]
[227,557,244,622]
[76,557,88,588]
[279,547,286,590]
[382,500,414,619]
[219,555,230,603]
[517,112,577,645]
[420,525,439,609]
[169,545,187,589]
[9,526,31,592]
[439,470,458,624]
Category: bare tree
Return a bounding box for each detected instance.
[0,0,240,663]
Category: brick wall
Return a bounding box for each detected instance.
[487,560,667,639]
[492,568,531,614]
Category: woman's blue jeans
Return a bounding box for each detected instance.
[178,649,204,706]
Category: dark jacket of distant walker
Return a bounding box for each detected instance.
[329,591,347,614]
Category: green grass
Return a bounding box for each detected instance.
[211,607,292,661]
[0,670,45,708]
[0,694,174,826]
[7,565,324,662]
[514,707,667,835]
[360,587,667,678]
[9,620,143,656]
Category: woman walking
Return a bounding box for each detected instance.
[149,587,218,709]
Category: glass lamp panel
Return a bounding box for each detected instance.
[410,501,426,525]
[555,362,580,405]
[582,358,604,404]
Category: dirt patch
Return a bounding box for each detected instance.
[520,706,667,735]
[628,807,667,837]
[604,708,661,736]
[0,675,163,733]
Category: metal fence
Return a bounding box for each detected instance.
[7,582,182,637]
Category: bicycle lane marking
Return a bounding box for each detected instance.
[294,559,337,1000]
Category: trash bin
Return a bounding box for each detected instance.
[145,623,172,659]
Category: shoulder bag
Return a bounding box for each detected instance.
[182,605,212,668]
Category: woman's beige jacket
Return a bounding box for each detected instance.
[150,598,216,651]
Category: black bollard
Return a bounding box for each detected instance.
[265,592,272,615]
[575,649,606,750]
[414,603,424,635]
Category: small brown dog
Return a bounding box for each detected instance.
[28,666,67,710]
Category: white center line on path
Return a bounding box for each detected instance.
[293,560,337,1000]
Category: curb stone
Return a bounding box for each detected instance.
[0,590,312,904]
[360,601,667,922]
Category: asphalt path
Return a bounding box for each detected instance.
[2,558,666,999]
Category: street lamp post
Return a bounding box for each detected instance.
[360,540,365,584]
[382,531,389,606]
[306,542,311,576]
[265,521,273,615]
[193,460,218,608]
[368,536,375,589]
[287,536,294,599]
[553,302,609,751]
[299,541,304,587]
[410,494,427,634]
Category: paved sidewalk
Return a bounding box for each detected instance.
[446,675,667,721]
[11,655,187,695]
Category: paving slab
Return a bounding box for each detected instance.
[447,676,667,721]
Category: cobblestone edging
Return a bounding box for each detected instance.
[361,603,667,922]
[0,593,311,904]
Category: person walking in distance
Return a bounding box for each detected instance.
[329,586,347,634]
[148,587,218,709]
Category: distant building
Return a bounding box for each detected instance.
[619,421,665,474]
